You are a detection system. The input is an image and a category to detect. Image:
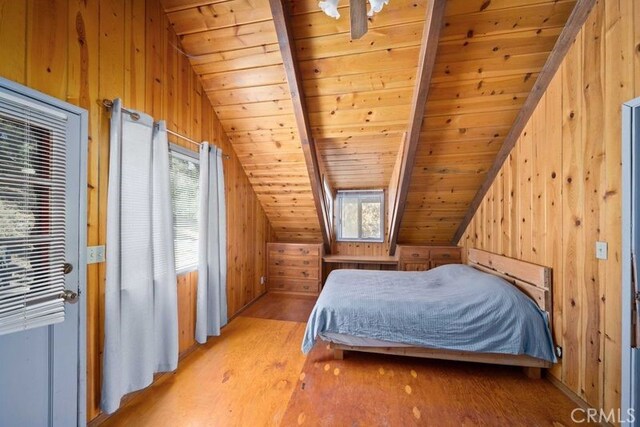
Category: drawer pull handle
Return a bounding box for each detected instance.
[412,253,420,258]
[303,285,309,290]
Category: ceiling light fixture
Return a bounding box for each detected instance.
[318,0,340,18]
[367,0,389,16]
[318,0,390,39]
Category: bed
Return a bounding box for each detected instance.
[302,248,556,379]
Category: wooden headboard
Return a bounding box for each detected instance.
[466,248,552,313]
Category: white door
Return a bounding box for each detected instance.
[0,79,87,427]
[623,99,640,426]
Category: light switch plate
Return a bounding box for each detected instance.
[87,245,106,264]
[596,241,608,260]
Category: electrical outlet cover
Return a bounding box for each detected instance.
[87,245,106,264]
[595,241,608,260]
[95,246,106,262]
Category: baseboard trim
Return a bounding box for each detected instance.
[545,374,614,427]
[87,292,268,426]
[87,370,171,427]
[545,374,590,409]
[228,291,267,322]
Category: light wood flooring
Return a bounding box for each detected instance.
[101,293,585,426]
[241,293,317,323]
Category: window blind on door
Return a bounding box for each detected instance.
[0,92,68,336]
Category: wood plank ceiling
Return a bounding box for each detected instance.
[163,0,325,242]
[290,0,427,190]
[399,0,577,244]
[162,0,577,246]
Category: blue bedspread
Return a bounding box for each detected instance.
[302,264,557,362]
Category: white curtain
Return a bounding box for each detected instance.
[101,100,179,414]
[196,142,227,344]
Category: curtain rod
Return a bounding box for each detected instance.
[102,99,230,160]
[165,128,230,160]
[102,98,141,120]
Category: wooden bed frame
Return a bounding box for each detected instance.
[329,248,553,379]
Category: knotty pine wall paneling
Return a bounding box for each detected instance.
[400,0,577,244]
[0,0,273,420]
[459,0,636,414]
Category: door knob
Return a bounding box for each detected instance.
[60,289,79,304]
[63,263,73,274]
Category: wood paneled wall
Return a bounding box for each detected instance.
[332,241,389,256]
[400,0,576,244]
[459,0,637,413]
[0,0,273,420]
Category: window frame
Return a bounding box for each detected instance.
[322,174,334,231]
[335,190,385,243]
[169,143,200,276]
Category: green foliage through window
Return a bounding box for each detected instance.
[336,191,384,242]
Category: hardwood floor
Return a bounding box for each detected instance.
[102,293,584,426]
[240,292,317,323]
[283,343,580,426]
[102,316,307,426]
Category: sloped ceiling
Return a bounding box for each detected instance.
[162,0,577,246]
[164,0,323,242]
[290,0,427,192]
[399,0,576,244]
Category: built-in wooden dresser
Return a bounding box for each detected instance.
[267,243,323,295]
[322,254,398,282]
[397,245,462,271]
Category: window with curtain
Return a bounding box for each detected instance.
[336,190,384,242]
[169,149,199,273]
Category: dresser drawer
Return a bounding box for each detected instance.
[268,278,319,294]
[267,243,323,295]
[398,246,431,261]
[269,254,318,268]
[269,265,320,280]
[431,260,460,269]
[430,248,461,261]
[268,244,320,257]
[400,261,430,272]
[397,246,461,271]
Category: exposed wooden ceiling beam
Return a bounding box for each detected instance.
[451,0,597,245]
[350,0,368,40]
[269,0,332,252]
[387,0,446,255]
